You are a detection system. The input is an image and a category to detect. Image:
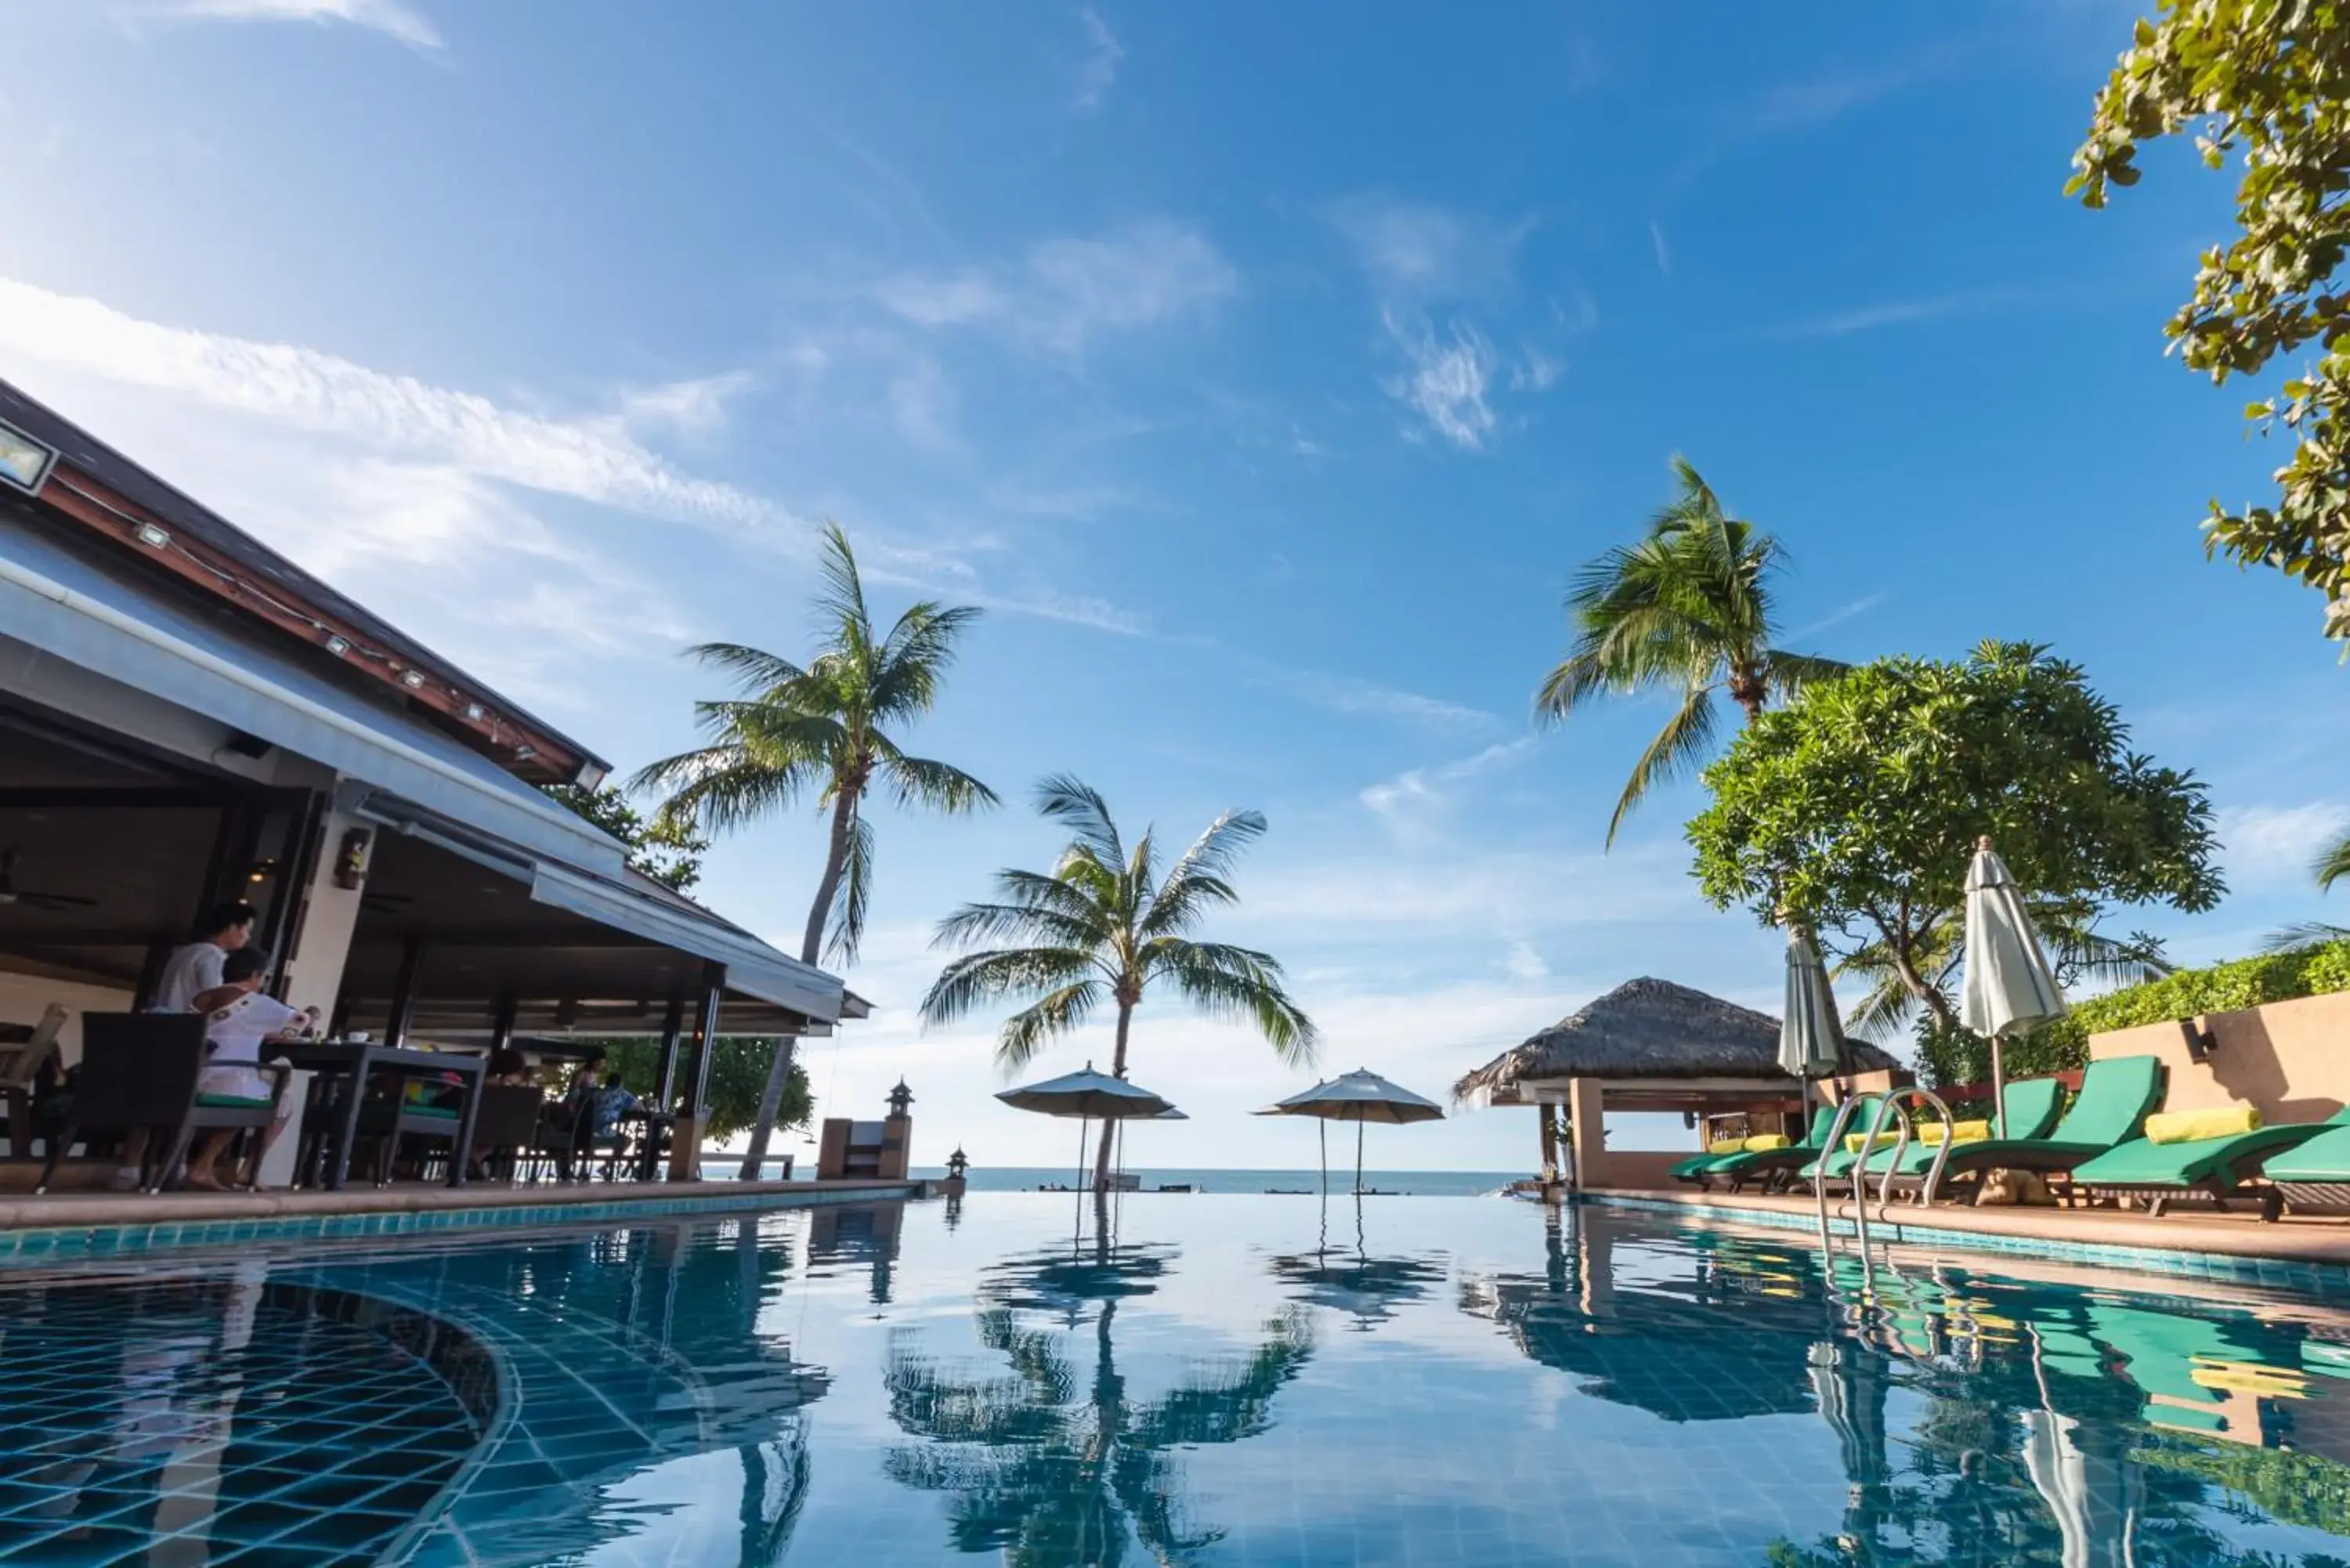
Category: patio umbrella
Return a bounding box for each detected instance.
[1780,919,1849,1081]
[996,1064,1176,1197]
[1959,836,2068,1118]
[1262,1068,1445,1197]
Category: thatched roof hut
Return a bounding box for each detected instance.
[1452,976,1899,1107]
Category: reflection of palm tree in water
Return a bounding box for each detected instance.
[884,1241,1313,1565]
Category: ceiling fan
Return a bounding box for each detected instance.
[0,849,98,912]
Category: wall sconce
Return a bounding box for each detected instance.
[333,827,374,890]
[2180,1013,2218,1064]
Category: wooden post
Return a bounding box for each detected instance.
[1537,1100,1560,1181]
[385,938,425,1049]
[667,962,725,1181]
[1567,1077,1604,1190]
[489,993,517,1055]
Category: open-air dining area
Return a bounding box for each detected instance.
[0,381,877,1219]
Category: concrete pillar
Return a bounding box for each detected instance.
[1537,1102,1560,1181]
[278,807,370,1021]
[1567,1076,1604,1190]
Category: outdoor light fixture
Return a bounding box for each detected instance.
[334,827,374,891]
[463,701,486,721]
[136,522,172,550]
[514,743,536,762]
[400,668,426,690]
[0,417,56,494]
[2181,1014,2218,1064]
[324,634,351,656]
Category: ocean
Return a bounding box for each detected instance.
[705,1162,1520,1196]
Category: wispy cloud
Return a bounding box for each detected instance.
[1382,311,1499,451]
[169,0,442,49]
[1649,220,1672,276]
[1762,291,2019,341]
[613,370,757,440]
[874,221,1236,354]
[1361,737,1537,826]
[1072,8,1124,113]
[0,276,797,543]
[1786,591,1889,641]
[1253,660,1499,734]
[2214,800,2350,890]
[1327,196,1524,302]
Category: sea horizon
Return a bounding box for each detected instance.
[710,1162,1524,1196]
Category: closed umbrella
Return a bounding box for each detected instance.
[996,1064,1175,1197]
[1959,836,2068,1119]
[1780,919,1850,1081]
[1261,1068,1445,1196]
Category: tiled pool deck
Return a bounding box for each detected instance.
[1587,1184,2350,1295]
[0,1178,923,1263]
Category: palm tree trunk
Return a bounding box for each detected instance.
[1730,660,1766,722]
[738,783,861,1180]
[1093,1000,1135,1191]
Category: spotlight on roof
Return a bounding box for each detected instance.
[135,522,172,550]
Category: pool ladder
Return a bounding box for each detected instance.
[1811,1087,1958,1265]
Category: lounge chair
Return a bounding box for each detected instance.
[2244,1114,2350,1216]
[1681,1105,1842,1193]
[1853,1076,2071,1187]
[1796,1094,1893,1191]
[2070,1104,2350,1219]
[1878,1054,2164,1205]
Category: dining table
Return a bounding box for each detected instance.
[269,1040,486,1190]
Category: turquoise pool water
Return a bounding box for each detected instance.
[7,1194,2350,1565]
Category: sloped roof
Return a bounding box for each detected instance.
[1452,976,1898,1104]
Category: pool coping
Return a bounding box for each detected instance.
[1581,1189,2350,1297]
[0,1180,921,1263]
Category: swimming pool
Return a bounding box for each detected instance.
[6,1193,2350,1566]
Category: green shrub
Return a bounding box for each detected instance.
[2020,939,2350,1073]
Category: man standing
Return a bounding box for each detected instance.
[153,902,258,1014]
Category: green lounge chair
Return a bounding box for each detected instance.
[1882,1055,2165,1205]
[2248,1115,2350,1216]
[2071,1105,2350,1219]
[1795,1094,1893,1190]
[1685,1105,1842,1193]
[1854,1076,2071,1184]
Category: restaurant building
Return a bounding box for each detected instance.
[0,378,856,1179]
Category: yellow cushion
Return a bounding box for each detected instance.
[1918,1119,1993,1146]
[2143,1107,2261,1144]
[1742,1133,1791,1152]
[1843,1132,1900,1154]
[1708,1137,1746,1154]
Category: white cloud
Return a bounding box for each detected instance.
[1504,941,1549,983]
[1762,291,2008,340]
[1253,661,1497,734]
[874,222,1235,354]
[1649,220,1672,275]
[1382,312,1499,451]
[1073,8,1124,113]
[171,0,442,49]
[0,276,798,544]
[2215,801,2350,890]
[1360,738,1535,826]
[615,370,756,439]
[1787,591,1889,641]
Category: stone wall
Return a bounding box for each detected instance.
[2086,989,2350,1123]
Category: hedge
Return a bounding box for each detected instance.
[2027,939,2350,1069]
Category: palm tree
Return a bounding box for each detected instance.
[634,523,996,1179]
[1535,455,1846,847]
[920,776,1316,1191]
[2261,830,2350,951]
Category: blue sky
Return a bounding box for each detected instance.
[5,1,2348,1170]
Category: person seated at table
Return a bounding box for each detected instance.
[112,901,259,1190]
[559,1060,639,1179]
[184,950,320,1192]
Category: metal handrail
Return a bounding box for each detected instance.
[1869,1086,1959,1220]
[1813,1094,1867,1257]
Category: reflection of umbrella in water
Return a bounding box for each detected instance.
[1258,1068,1444,1197]
[1267,1249,1445,1330]
[978,1243,1174,1324]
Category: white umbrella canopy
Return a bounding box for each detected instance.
[996,1064,1177,1195]
[1959,837,2068,1111]
[1779,921,1849,1082]
[1263,1068,1445,1194]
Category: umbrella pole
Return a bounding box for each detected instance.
[1356,1118,1365,1197]
[1990,1036,2008,1131]
[1318,1120,1328,1201]
[1076,1113,1088,1246]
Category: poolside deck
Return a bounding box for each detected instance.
[0,1175,926,1235]
[1586,1184,2350,1271]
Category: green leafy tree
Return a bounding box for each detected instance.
[591,1035,814,1146]
[2069,2,2350,638]
[1535,456,1846,847]
[920,776,1316,1190]
[543,782,709,893]
[634,523,995,1177]
[1688,641,2224,1039]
